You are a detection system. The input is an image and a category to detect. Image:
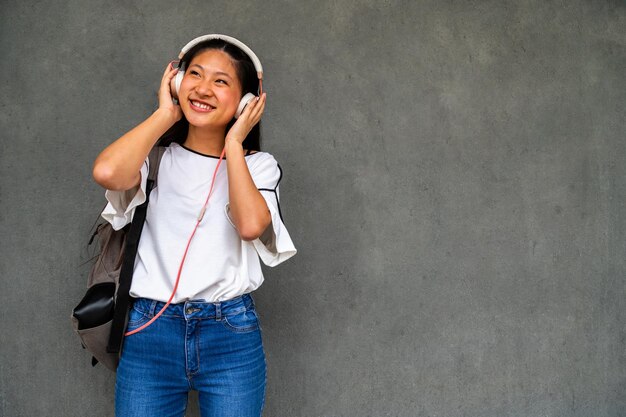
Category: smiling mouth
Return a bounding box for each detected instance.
[190,100,215,112]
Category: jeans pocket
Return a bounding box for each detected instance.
[126,304,151,331]
[221,307,260,333]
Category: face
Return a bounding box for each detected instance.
[178,49,243,130]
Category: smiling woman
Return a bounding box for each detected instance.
[90,34,297,417]
[158,37,264,159]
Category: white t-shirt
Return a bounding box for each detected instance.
[101,142,297,303]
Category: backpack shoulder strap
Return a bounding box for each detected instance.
[107,145,167,356]
[147,146,166,185]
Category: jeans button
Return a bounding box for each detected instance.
[186,307,193,315]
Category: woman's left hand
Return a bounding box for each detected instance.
[225,93,266,145]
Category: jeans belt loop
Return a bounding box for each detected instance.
[215,302,222,321]
[149,299,158,316]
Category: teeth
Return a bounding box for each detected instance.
[191,100,213,110]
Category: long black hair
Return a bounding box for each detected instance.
[157,39,262,151]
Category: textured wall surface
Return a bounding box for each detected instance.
[1,1,624,416]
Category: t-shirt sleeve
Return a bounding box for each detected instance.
[100,159,149,231]
[229,153,297,267]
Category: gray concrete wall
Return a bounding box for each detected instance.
[1,1,624,416]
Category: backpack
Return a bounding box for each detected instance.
[71,146,165,371]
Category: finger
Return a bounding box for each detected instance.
[160,68,179,94]
[165,67,179,81]
[255,93,266,111]
[245,108,263,128]
[245,94,263,113]
[162,62,175,77]
[250,101,264,122]
[248,94,266,119]
[158,75,180,107]
[239,97,258,118]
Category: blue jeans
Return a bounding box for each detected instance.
[115,293,266,417]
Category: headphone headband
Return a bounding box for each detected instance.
[178,34,263,80]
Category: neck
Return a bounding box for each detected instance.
[183,125,228,156]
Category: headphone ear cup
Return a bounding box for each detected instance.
[235,93,256,118]
[171,70,184,99]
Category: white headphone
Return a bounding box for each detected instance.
[172,34,263,119]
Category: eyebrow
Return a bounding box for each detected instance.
[189,64,233,79]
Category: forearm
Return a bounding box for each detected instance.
[225,140,271,241]
[93,109,177,190]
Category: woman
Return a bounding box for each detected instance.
[93,35,297,417]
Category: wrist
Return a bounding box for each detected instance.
[153,107,178,126]
[225,139,244,154]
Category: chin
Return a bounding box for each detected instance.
[188,118,231,131]
[183,112,217,127]
[183,110,235,130]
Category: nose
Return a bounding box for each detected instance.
[193,78,214,97]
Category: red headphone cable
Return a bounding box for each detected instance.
[125,146,226,336]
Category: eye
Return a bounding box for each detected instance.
[216,79,228,85]
[189,70,201,77]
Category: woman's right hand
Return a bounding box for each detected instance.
[93,62,184,191]
[157,62,183,122]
